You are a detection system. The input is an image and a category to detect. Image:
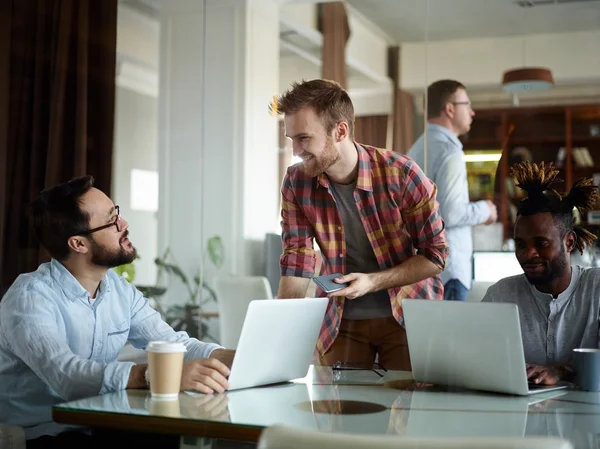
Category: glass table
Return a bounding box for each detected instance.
[52,366,600,449]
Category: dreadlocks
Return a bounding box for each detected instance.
[510,161,600,254]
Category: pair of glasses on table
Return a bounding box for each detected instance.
[331,361,388,378]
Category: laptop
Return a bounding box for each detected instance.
[402,300,569,396]
[226,297,329,390]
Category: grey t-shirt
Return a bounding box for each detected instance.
[482,265,600,365]
[328,180,392,320]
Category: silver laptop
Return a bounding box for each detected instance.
[402,300,569,396]
[227,297,328,390]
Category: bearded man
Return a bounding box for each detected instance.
[274,79,448,370]
[483,161,600,386]
[0,175,234,447]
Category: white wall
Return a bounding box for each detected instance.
[401,30,600,92]
[114,3,160,286]
[159,0,280,296]
[112,87,159,286]
[242,0,281,276]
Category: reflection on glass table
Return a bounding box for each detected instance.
[52,367,600,449]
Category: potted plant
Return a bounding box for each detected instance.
[137,235,225,340]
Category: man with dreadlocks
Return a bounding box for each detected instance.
[483,161,600,386]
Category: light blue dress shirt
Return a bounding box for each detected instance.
[0,259,221,439]
[408,123,491,289]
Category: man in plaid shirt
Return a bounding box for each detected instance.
[275,79,448,370]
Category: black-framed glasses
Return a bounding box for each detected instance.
[78,205,122,235]
[332,361,388,378]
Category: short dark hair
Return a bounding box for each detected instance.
[511,161,599,254]
[274,79,355,138]
[28,175,95,261]
[427,79,466,119]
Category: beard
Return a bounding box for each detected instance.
[521,250,568,287]
[90,231,137,268]
[301,135,340,177]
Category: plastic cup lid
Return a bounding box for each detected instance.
[146,341,187,353]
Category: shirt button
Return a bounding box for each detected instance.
[339,254,344,258]
[337,226,342,231]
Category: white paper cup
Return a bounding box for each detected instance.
[146,341,187,400]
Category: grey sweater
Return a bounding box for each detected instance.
[482,265,600,365]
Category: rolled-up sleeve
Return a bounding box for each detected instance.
[1,292,133,401]
[127,284,222,359]
[280,169,316,278]
[400,161,449,270]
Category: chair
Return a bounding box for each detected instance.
[215,276,273,348]
[0,423,25,449]
[467,281,495,302]
[257,425,573,449]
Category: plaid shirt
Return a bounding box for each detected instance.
[280,143,448,356]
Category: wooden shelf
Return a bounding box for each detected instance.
[466,103,600,240]
[510,137,565,144]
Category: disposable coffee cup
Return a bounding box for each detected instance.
[146,341,187,400]
[573,348,600,392]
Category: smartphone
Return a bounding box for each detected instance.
[312,273,349,294]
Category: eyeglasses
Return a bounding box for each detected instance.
[78,205,122,235]
[332,361,388,378]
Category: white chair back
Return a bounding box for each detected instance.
[467,281,495,302]
[215,276,273,348]
[258,425,573,449]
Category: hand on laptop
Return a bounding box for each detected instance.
[328,272,375,299]
[210,348,236,369]
[526,364,561,385]
[181,358,231,394]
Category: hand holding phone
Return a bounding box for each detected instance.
[312,273,349,294]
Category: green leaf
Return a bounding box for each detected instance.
[113,263,136,283]
[155,258,189,284]
[207,235,225,268]
[136,285,166,298]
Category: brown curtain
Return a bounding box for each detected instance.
[394,89,416,154]
[0,0,118,294]
[354,116,389,148]
[318,2,350,88]
[387,46,415,154]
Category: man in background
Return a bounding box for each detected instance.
[409,79,497,301]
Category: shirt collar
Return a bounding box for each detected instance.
[427,123,463,149]
[529,265,581,304]
[317,142,373,192]
[50,258,110,301]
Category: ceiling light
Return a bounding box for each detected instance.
[502,67,554,93]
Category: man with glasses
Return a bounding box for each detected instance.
[409,79,498,301]
[0,175,234,448]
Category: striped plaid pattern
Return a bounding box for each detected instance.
[280,143,448,356]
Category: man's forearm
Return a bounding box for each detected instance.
[369,255,441,292]
[127,364,148,389]
[277,275,311,299]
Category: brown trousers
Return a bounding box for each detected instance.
[318,317,412,371]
